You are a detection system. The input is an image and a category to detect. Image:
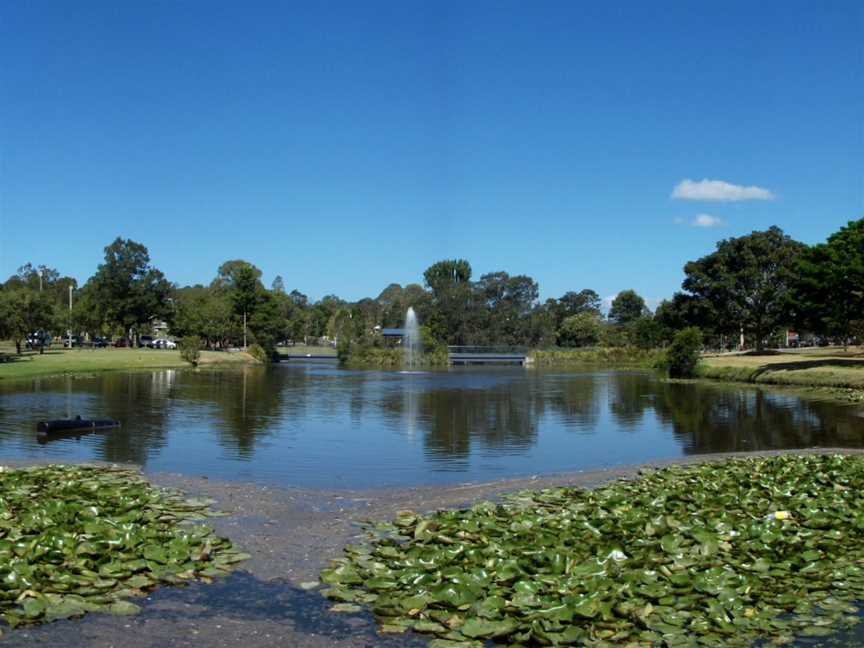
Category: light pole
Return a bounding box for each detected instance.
[68,286,73,350]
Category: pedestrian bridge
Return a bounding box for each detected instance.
[447,346,530,366]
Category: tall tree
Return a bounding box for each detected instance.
[88,238,174,346]
[682,226,806,351]
[609,290,649,325]
[0,288,55,353]
[559,289,602,318]
[213,260,263,350]
[423,260,474,345]
[792,218,864,343]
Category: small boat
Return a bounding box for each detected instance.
[36,416,121,436]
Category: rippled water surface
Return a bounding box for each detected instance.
[1,362,862,488]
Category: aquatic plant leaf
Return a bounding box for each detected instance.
[321,455,864,646]
[0,465,247,630]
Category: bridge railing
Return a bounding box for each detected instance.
[447,345,529,355]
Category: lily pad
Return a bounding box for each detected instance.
[0,465,247,629]
[322,455,864,645]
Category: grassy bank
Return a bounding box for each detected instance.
[530,347,664,367]
[697,348,864,396]
[0,343,256,382]
[276,344,337,358]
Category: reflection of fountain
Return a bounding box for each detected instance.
[403,307,422,371]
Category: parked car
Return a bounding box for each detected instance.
[113,338,129,348]
[26,331,52,349]
[151,338,177,349]
[138,335,155,348]
[93,337,109,348]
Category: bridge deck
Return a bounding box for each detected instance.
[447,346,529,365]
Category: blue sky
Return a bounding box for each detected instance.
[1,1,862,306]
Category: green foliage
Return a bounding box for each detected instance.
[664,326,703,378]
[599,323,631,348]
[631,316,664,350]
[683,226,805,350]
[88,238,173,342]
[609,289,649,325]
[0,465,247,629]
[792,218,864,342]
[0,287,55,353]
[342,345,449,369]
[531,347,662,367]
[247,343,270,363]
[320,455,864,646]
[557,312,602,347]
[178,336,202,366]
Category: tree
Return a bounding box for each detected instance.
[0,288,54,353]
[423,260,474,345]
[665,327,703,378]
[682,226,806,351]
[609,290,649,325]
[559,289,601,318]
[178,336,202,367]
[423,259,471,297]
[89,238,174,346]
[557,312,602,347]
[476,272,540,345]
[792,219,864,344]
[213,260,263,350]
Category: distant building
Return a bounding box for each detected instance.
[382,328,406,340]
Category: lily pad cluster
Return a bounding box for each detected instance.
[321,455,864,646]
[0,464,248,631]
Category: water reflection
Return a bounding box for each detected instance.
[0,365,862,488]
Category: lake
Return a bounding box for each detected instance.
[1,361,862,489]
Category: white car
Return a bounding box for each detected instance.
[151,338,177,349]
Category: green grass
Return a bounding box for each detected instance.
[697,347,864,391]
[530,347,664,367]
[0,342,255,382]
[276,344,337,357]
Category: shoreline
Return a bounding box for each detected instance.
[0,348,261,384]
[3,449,864,646]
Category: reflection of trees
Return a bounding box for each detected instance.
[421,385,537,459]
[542,373,601,430]
[607,372,653,429]
[652,382,864,453]
[177,367,286,457]
[375,375,541,460]
[67,372,172,466]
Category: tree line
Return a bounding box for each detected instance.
[0,219,861,356]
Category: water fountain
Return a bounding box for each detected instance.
[403,307,422,371]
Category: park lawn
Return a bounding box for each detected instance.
[0,343,255,382]
[276,344,337,357]
[698,347,864,390]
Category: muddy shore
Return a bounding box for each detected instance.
[4,448,864,647]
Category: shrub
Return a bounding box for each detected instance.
[665,326,703,378]
[178,336,202,367]
[247,343,269,363]
[557,312,602,347]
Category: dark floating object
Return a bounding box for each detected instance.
[36,416,121,436]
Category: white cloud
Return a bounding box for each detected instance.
[673,213,727,228]
[692,213,726,228]
[671,178,775,202]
